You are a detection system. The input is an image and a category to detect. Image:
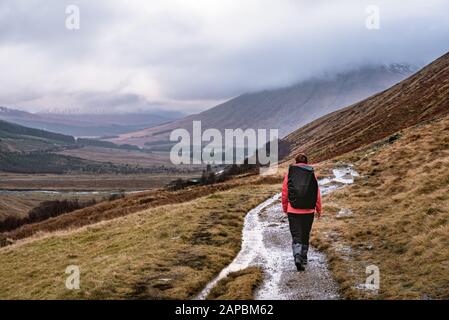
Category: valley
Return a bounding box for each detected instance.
[0,118,204,230]
[2,0,448,304]
[0,52,447,300]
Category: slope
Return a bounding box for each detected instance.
[313,113,449,299]
[283,52,449,163]
[0,119,75,152]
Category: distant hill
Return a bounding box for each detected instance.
[0,151,163,174]
[0,107,184,138]
[0,119,76,153]
[110,64,415,147]
[0,119,168,174]
[0,119,75,143]
[282,52,449,162]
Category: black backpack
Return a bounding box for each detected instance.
[287,165,318,209]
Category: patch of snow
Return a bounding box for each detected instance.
[336,208,354,218]
[332,166,359,184]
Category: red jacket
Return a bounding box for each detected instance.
[282,163,322,215]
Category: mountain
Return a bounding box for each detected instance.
[0,107,184,138]
[110,64,415,147]
[282,52,449,163]
[0,119,76,152]
[0,119,167,174]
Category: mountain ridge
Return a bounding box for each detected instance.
[0,107,184,138]
[282,52,449,163]
[109,64,414,147]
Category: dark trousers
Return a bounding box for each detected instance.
[287,213,315,245]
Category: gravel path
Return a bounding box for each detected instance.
[196,166,358,300]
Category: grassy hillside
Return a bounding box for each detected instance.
[312,114,449,299]
[0,192,112,224]
[0,195,42,222]
[0,119,75,144]
[0,119,75,154]
[0,184,279,299]
[283,52,449,163]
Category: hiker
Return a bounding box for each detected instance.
[282,153,321,271]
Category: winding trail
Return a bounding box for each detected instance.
[196,166,359,300]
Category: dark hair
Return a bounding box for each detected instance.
[295,153,308,164]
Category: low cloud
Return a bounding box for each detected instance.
[0,0,448,113]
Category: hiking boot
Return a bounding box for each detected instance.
[292,243,302,257]
[294,254,305,271]
[301,245,309,265]
[292,243,305,271]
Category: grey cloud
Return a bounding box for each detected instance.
[0,0,448,113]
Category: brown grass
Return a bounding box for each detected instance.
[206,267,263,300]
[0,194,42,221]
[0,192,110,222]
[311,114,449,299]
[0,184,280,299]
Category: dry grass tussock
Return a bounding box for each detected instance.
[206,267,263,300]
[311,114,449,299]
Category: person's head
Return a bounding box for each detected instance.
[295,153,308,164]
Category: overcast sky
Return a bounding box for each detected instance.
[0,0,448,114]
